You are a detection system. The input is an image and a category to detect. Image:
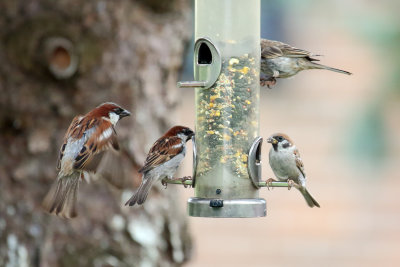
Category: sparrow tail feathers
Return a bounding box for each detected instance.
[42,173,80,218]
[125,176,154,206]
[300,188,320,208]
[308,62,352,75]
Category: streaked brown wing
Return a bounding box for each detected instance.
[73,118,119,170]
[294,148,306,177]
[139,136,183,173]
[279,42,313,58]
[261,42,284,59]
[57,115,83,170]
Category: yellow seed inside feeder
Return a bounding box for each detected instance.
[210,95,218,101]
[223,134,231,141]
[195,52,259,180]
[238,66,249,74]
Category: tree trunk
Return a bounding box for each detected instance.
[0,0,193,266]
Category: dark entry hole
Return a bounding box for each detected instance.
[256,141,262,164]
[198,43,212,64]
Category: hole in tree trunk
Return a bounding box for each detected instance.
[50,46,71,70]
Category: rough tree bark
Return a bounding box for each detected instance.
[0,0,193,266]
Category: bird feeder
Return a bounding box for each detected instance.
[178,0,268,218]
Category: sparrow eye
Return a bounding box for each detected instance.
[277,136,283,141]
[114,108,123,115]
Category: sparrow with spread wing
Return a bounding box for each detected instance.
[125,125,194,206]
[267,133,320,208]
[261,38,351,88]
[42,102,130,218]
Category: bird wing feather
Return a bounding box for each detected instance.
[293,148,306,177]
[57,115,83,170]
[261,39,315,59]
[139,136,183,173]
[73,118,119,170]
[57,114,120,171]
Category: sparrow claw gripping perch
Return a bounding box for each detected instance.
[161,178,168,189]
[287,179,295,190]
[266,178,277,191]
[266,78,277,89]
[180,176,192,188]
[260,77,277,89]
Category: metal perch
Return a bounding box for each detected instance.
[162,177,290,189]
[162,176,193,187]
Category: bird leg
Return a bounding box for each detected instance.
[260,77,277,89]
[266,77,277,89]
[287,179,301,191]
[161,178,168,189]
[266,178,278,190]
[287,179,294,190]
[180,176,192,188]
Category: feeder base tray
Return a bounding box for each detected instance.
[187,197,266,218]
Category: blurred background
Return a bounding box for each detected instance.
[1,0,400,266]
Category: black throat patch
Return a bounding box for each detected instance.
[272,143,278,152]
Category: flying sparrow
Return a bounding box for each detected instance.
[125,125,194,206]
[260,38,351,88]
[267,133,320,208]
[42,102,131,218]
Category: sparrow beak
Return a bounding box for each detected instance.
[267,137,278,145]
[119,109,131,118]
[188,131,195,139]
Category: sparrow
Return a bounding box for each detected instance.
[125,125,194,206]
[42,102,131,218]
[267,133,320,208]
[260,38,352,88]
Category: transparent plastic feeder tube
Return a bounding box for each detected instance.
[194,0,260,200]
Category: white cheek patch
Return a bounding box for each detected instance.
[109,112,119,125]
[99,127,113,142]
[177,133,187,141]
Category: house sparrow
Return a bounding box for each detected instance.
[125,125,194,206]
[260,38,351,88]
[42,102,130,218]
[267,133,320,208]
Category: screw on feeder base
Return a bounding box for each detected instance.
[210,199,223,208]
